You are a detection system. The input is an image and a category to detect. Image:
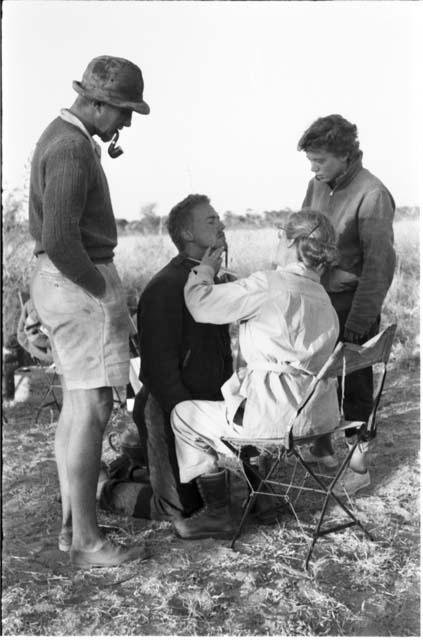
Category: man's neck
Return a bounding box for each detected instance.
[183,246,206,261]
[67,105,96,136]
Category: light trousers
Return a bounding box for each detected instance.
[170,399,244,483]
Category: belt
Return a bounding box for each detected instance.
[247,362,310,376]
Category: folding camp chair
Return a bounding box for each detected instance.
[33,363,62,423]
[128,314,142,393]
[222,323,397,570]
[16,293,62,421]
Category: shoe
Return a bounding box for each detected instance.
[130,467,150,483]
[347,439,369,474]
[107,454,150,483]
[251,493,291,525]
[70,539,148,568]
[58,526,72,552]
[333,469,371,497]
[173,470,235,540]
[300,447,338,469]
[174,506,235,540]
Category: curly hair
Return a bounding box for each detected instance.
[167,194,210,251]
[284,209,338,270]
[297,114,361,160]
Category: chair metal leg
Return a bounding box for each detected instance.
[230,452,283,549]
[51,388,61,411]
[113,386,126,409]
[34,397,61,423]
[242,454,282,493]
[293,442,374,570]
[230,492,257,549]
[34,371,62,424]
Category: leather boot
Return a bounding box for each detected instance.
[244,463,291,525]
[173,470,235,540]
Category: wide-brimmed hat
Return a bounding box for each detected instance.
[73,55,150,115]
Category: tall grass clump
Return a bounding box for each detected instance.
[2,192,34,343]
[382,218,420,368]
[225,228,275,275]
[114,234,175,311]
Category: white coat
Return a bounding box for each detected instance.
[184,261,340,445]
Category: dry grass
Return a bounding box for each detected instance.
[2,215,420,635]
[2,366,420,635]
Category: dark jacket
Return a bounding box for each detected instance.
[302,156,396,335]
[138,254,233,415]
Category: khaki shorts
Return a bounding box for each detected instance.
[30,255,130,390]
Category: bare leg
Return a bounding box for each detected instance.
[66,387,113,552]
[54,377,72,529]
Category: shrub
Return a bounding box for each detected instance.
[2,219,33,343]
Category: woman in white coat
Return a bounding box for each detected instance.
[171,209,340,539]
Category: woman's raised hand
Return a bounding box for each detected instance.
[200,246,225,274]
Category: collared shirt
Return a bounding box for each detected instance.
[60,108,102,159]
[184,261,340,443]
[328,153,363,193]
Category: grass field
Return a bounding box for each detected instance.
[114,220,420,367]
[4,220,420,366]
[2,217,420,635]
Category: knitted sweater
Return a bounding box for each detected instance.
[29,117,117,296]
[302,157,396,335]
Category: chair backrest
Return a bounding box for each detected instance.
[318,324,397,382]
[290,324,397,439]
[128,313,142,394]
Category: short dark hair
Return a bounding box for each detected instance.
[167,194,210,251]
[297,114,361,160]
[285,209,338,270]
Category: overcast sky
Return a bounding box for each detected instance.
[3,0,422,219]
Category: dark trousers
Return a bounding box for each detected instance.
[330,293,380,426]
[132,388,202,520]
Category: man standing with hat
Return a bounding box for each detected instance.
[29,56,150,568]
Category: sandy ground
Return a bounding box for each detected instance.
[2,365,420,635]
